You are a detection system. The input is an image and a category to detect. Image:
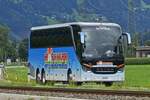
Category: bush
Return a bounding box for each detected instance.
[125,58,150,65]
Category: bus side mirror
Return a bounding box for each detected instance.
[79,32,85,44]
[122,32,131,45]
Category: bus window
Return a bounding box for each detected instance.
[30,27,73,48]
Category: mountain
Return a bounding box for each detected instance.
[0,0,77,39]
[0,0,150,40]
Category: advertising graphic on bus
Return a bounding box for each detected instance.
[44,48,68,69]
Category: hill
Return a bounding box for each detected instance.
[0,0,150,40]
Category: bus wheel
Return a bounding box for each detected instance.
[36,71,41,84]
[67,70,72,84]
[41,71,46,84]
[104,82,113,87]
[75,82,83,86]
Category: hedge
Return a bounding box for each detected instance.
[125,58,150,65]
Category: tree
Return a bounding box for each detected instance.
[7,41,18,62]
[18,38,28,61]
[0,25,18,62]
[0,25,10,62]
[142,31,150,45]
[128,32,140,57]
[72,9,100,22]
[144,40,150,46]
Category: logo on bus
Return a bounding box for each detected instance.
[44,48,68,65]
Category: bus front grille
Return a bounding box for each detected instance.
[91,67,117,74]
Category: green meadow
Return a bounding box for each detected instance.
[1,65,150,91]
[125,65,150,88]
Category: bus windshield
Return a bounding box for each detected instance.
[82,26,122,59]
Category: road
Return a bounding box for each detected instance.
[0,93,89,100]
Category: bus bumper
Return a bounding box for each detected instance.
[80,71,124,82]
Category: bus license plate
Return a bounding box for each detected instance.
[102,76,108,79]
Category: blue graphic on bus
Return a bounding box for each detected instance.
[44,48,68,69]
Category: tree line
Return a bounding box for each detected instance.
[0,25,28,63]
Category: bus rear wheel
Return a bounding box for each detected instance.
[67,70,72,84]
[41,71,46,84]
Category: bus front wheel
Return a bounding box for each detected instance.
[67,70,72,84]
[75,82,83,86]
[104,82,113,87]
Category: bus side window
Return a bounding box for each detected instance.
[30,27,73,48]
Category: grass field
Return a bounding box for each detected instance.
[1,65,150,90]
[5,67,28,82]
[125,65,150,88]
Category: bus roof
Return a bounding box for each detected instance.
[31,22,121,31]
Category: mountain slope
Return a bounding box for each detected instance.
[0,0,149,39]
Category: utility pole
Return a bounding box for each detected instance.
[128,0,136,34]
[128,0,137,57]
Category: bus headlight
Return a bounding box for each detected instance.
[116,64,124,69]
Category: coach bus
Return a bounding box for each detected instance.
[28,22,131,86]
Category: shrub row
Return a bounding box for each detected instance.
[125,58,150,65]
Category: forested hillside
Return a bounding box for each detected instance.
[0,0,150,40]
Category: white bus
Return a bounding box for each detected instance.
[28,22,131,86]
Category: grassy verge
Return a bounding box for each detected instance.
[1,65,150,91]
[2,66,36,87]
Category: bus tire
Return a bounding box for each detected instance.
[67,69,72,84]
[75,82,83,86]
[41,70,46,84]
[36,70,41,84]
[104,82,113,87]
